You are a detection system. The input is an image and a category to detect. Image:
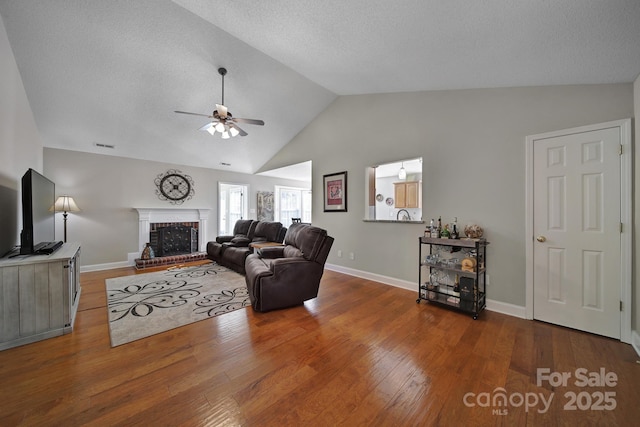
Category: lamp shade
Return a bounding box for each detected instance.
[53,196,80,212]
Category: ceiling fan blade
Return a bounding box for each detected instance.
[216,104,228,119]
[175,110,213,118]
[198,122,214,131]
[234,118,265,126]
[230,123,248,136]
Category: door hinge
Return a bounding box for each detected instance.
[620,301,623,311]
[619,145,623,155]
[620,223,623,233]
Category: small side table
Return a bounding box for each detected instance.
[249,241,285,251]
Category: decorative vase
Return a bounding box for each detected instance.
[464,224,484,239]
[141,242,155,259]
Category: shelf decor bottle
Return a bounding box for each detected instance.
[451,217,459,239]
[430,219,438,238]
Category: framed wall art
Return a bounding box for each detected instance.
[323,171,347,212]
[256,191,274,221]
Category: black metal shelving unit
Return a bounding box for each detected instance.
[417,236,488,319]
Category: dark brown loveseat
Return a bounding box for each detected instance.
[244,223,334,312]
[206,220,286,274]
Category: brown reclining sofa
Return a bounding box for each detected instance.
[244,223,334,312]
[206,219,286,274]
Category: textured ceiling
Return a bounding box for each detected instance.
[174,0,640,94]
[1,0,639,178]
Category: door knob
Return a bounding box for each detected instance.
[536,235,546,242]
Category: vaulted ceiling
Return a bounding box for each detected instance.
[2,0,639,178]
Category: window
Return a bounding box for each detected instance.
[218,182,249,235]
[275,186,312,226]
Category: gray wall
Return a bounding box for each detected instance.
[0,16,43,256]
[635,74,640,333]
[44,148,309,267]
[262,84,634,308]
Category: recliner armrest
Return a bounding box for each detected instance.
[257,246,285,259]
[269,257,309,271]
[216,235,234,244]
[229,236,251,247]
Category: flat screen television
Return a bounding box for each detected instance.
[20,169,56,255]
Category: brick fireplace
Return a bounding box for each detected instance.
[134,208,211,259]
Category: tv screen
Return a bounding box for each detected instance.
[20,169,56,255]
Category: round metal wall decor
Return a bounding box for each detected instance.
[154,169,194,204]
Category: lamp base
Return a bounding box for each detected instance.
[63,212,68,243]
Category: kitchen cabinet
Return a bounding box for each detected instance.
[394,181,421,208]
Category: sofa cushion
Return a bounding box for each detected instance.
[222,246,250,267]
[233,219,255,236]
[207,241,223,259]
[284,223,328,261]
[253,221,284,242]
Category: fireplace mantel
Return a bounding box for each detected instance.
[134,208,211,252]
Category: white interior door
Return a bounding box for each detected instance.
[532,127,621,338]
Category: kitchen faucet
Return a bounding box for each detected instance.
[397,209,411,221]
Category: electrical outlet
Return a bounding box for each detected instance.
[337,250,343,258]
[349,252,355,260]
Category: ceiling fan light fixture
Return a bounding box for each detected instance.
[175,67,265,139]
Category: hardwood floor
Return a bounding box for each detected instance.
[1,264,639,426]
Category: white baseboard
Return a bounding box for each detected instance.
[325,263,416,291]
[127,252,140,264]
[81,260,133,273]
[325,263,526,318]
[485,299,526,318]
[632,330,640,358]
[80,252,140,273]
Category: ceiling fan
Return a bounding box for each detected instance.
[175,67,264,139]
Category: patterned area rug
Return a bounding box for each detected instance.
[106,262,250,346]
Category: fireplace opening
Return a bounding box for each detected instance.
[149,222,198,257]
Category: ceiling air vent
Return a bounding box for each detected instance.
[95,143,115,149]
